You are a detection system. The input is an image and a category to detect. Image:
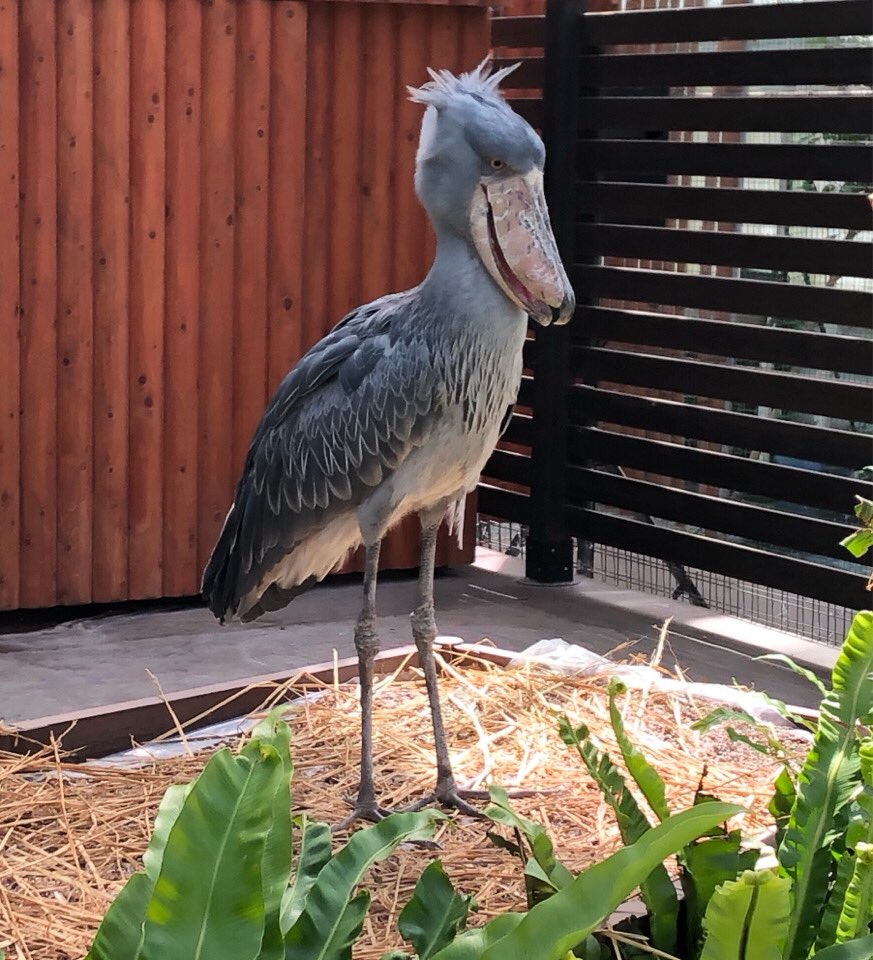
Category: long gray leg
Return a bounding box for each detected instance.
[336,541,389,828]
[411,517,480,815]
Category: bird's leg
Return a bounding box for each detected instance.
[411,521,481,817]
[336,541,392,828]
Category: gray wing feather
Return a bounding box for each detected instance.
[202,293,440,620]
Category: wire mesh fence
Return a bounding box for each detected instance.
[476,515,857,644]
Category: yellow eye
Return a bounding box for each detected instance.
[490,158,505,170]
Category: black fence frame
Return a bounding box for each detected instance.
[484,0,873,612]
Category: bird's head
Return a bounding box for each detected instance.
[409,60,575,326]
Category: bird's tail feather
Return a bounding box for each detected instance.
[201,504,244,622]
[239,577,318,623]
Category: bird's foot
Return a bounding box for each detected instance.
[402,781,486,818]
[332,800,395,832]
[456,785,562,801]
[436,788,485,818]
[333,798,441,848]
[404,783,561,818]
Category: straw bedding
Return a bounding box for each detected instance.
[0,650,800,959]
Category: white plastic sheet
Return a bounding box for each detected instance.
[509,637,801,729]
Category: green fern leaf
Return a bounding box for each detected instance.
[778,611,873,960]
[559,717,679,954]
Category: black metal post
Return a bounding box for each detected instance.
[525,0,584,583]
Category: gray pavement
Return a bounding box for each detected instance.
[0,549,834,725]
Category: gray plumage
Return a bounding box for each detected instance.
[202,277,525,623]
[202,60,573,819]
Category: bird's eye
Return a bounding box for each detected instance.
[490,158,505,170]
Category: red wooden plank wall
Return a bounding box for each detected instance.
[0,0,488,612]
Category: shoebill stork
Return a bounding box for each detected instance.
[202,61,574,820]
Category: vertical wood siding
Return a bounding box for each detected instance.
[1,0,487,611]
[18,3,59,608]
[92,0,131,602]
[163,0,201,596]
[0,0,21,609]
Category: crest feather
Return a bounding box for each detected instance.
[407,56,520,107]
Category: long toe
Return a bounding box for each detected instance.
[436,788,485,818]
[332,801,395,832]
[401,788,486,818]
[455,785,560,801]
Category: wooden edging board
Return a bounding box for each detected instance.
[0,642,515,761]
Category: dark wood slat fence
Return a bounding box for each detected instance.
[484,0,873,612]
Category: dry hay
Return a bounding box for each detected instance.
[0,651,800,960]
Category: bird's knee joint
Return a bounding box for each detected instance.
[411,605,437,643]
[354,617,380,657]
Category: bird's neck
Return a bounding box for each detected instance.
[419,227,525,328]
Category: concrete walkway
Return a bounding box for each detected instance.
[0,549,835,725]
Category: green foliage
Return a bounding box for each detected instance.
[557,716,680,953]
[537,608,873,960]
[85,711,443,960]
[87,713,291,960]
[485,784,572,906]
[280,818,332,933]
[757,655,828,698]
[282,811,443,960]
[778,612,873,960]
[692,706,790,763]
[608,678,671,822]
[820,741,873,949]
[140,743,285,960]
[427,914,526,960]
[835,843,873,944]
[699,870,791,960]
[841,496,873,559]
[87,873,154,960]
[681,827,758,958]
[247,713,294,960]
[811,935,873,960]
[817,828,863,951]
[395,860,477,959]
[83,597,873,960]
[446,803,741,960]
[768,768,797,852]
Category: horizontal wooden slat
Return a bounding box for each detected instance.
[499,47,872,90]
[494,1,873,49]
[484,448,532,487]
[576,181,873,231]
[478,484,531,524]
[578,140,873,183]
[507,97,542,128]
[501,411,534,448]
[577,95,872,135]
[508,95,873,137]
[517,372,534,407]
[588,47,871,88]
[577,223,872,279]
[575,307,873,376]
[567,509,868,610]
[491,14,544,49]
[574,346,871,422]
[572,265,872,329]
[571,385,870,469]
[489,1,873,615]
[569,425,870,513]
[569,467,855,563]
[584,0,872,45]
[492,56,544,87]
